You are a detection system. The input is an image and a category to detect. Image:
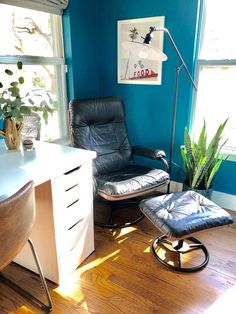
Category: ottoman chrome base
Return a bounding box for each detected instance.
[152,235,209,272]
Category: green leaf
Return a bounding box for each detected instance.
[15,114,23,122]
[17,61,23,70]
[0,82,3,88]
[31,105,40,112]
[5,69,13,76]
[8,86,20,97]
[52,100,59,109]
[180,145,192,184]
[28,98,35,105]
[11,108,21,117]
[47,93,53,104]
[10,81,19,87]
[0,97,6,104]
[191,158,206,188]
[195,120,206,165]
[43,110,49,124]
[20,106,32,114]
[18,76,24,84]
[206,157,223,189]
[14,97,24,106]
[184,127,194,165]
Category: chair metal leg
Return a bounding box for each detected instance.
[0,238,53,312]
[28,238,53,311]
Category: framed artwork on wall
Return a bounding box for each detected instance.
[117,16,165,85]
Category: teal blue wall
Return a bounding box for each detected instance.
[95,0,199,182]
[63,0,99,101]
[64,0,236,195]
[216,160,236,195]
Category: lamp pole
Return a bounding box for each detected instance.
[144,27,197,192]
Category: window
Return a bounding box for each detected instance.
[0,3,68,142]
[192,0,236,155]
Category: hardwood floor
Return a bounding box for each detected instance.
[0,209,236,314]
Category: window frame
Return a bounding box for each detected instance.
[190,1,236,161]
[0,10,69,144]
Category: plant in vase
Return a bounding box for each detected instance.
[179,119,228,199]
[0,61,57,150]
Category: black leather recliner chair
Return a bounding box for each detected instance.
[69,96,170,228]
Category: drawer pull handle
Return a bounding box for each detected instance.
[64,167,80,175]
[67,198,79,208]
[68,218,84,231]
[65,183,79,192]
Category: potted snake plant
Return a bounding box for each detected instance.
[180,119,228,199]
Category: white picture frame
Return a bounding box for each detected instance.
[117,16,165,85]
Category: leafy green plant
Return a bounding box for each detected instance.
[180,119,228,189]
[0,61,57,124]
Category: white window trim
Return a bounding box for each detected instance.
[191,3,236,162]
[191,61,236,161]
[0,11,68,143]
[0,0,68,15]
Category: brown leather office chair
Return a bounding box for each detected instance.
[0,181,53,312]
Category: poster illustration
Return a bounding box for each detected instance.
[118,16,166,85]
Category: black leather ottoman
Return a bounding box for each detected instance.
[139,191,234,272]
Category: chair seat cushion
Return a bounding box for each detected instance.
[139,191,234,238]
[95,165,169,199]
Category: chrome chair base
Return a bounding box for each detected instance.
[95,199,144,228]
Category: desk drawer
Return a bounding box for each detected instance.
[63,184,81,208]
[54,167,82,192]
[62,216,87,252]
[59,215,94,274]
[63,199,86,231]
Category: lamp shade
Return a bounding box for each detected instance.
[122,41,168,61]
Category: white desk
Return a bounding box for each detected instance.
[0,141,96,284]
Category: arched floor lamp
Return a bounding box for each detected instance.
[123,26,197,193]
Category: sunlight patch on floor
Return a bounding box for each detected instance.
[9,305,35,314]
[113,226,137,239]
[204,284,236,314]
[155,248,176,266]
[55,249,120,297]
[143,246,151,253]
[118,236,128,244]
[112,256,119,261]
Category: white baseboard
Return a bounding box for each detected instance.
[169,181,236,211]
[169,181,183,192]
[211,191,236,211]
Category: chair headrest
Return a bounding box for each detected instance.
[69,96,125,126]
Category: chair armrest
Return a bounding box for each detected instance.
[132,145,169,173]
[132,145,166,159]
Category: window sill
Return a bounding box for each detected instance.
[222,148,236,162]
[46,137,71,147]
[180,145,236,162]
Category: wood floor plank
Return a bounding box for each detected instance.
[0,210,235,313]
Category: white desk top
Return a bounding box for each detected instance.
[0,140,96,198]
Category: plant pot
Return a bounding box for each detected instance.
[2,118,23,150]
[182,181,213,200]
